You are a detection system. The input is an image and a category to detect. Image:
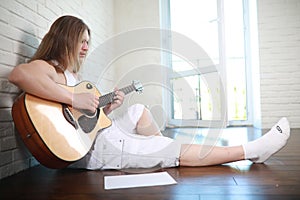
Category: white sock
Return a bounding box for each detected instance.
[242,117,290,163]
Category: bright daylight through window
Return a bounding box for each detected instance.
[168,0,248,125]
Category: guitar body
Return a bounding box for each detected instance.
[12,81,112,169]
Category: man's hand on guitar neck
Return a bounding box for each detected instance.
[103,88,125,115]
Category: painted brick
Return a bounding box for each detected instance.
[0,35,13,52]
[0,151,12,166]
[1,136,17,151]
[0,122,13,138]
[13,41,36,58]
[0,0,115,180]
[0,108,12,122]
[37,4,57,21]
[258,0,300,128]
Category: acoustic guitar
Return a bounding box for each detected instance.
[12,80,143,169]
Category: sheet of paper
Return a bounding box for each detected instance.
[104,171,177,190]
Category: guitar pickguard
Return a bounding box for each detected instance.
[78,108,100,133]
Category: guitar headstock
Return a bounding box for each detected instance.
[132,80,143,93]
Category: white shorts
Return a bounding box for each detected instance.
[72,104,181,170]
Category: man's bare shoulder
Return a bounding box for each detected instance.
[24,60,57,74]
[29,60,54,69]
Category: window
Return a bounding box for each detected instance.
[161,0,255,127]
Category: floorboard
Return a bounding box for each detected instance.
[0,128,299,200]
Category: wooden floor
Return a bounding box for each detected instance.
[1,127,300,200]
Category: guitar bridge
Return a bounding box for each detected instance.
[62,104,79,129]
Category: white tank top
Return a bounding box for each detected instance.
[64,70,78,86]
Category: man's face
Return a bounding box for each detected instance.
[78,29,90,64]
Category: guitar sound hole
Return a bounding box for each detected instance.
[78,109,100,133]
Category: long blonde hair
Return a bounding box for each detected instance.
[30,15,90,72]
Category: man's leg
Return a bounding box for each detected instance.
[179,117,290,166]
[179,144,244,166]
[136,107,162,136]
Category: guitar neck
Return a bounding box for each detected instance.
[98,85,136,108]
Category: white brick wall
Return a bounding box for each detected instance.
[257,0,300,128]
[0,0,114,179]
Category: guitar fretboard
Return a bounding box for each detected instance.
[98,85,136,108]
